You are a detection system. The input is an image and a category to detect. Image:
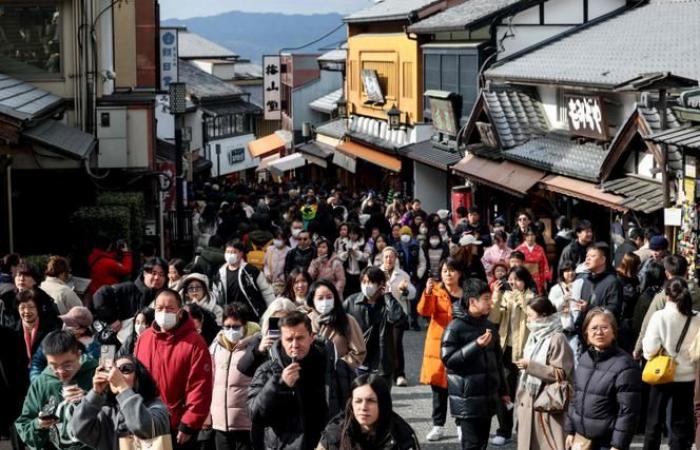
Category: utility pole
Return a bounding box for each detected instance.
[169,82,187,253]
[659,88,674,241]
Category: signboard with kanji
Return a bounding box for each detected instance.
[565,94,609,140]
[361,70,385,105]
[263,55,282,120]
[428,97,458,136]
[160,28,178,91]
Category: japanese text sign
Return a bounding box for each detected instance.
[263,55,282,120]
[160,28,179,91]
[565,94,609,140]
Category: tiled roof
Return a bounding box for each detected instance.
[344,0,440,23]
[309,89,343,115]
[178,31,237,59]
[316,118,347,140]
[22,120,95,159]
[638,106,683,173]
[408,0,526,34]
[502,132,609,182]
[0,73,63,122]
[486,0,700,87]
[484,89,549,149]
[602,176,665,213]
[233,63,262,80]
[179,60,243,101]
[318,49,347,63]
[647,125,700,150]
[405,140,463,171]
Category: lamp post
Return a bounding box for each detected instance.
[336,96,348,120]
[387,104,401,130]
[169,82,187,246]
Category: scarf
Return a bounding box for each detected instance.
[520,314,563,396]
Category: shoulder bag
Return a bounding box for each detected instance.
[533,368,572,413]
[118,410,173,450]
[642,315,692,385]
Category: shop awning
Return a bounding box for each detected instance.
[602,176,666,213]
[337,141,401,172]
[404,140,462,171]
[452,154,545,197]
[22,120,96,160]
[297,141,334,169]
[247,133,285,158]
[268,153,306,177]
[646,125,700,150]
[540,175,627,212]
[332,150,356,173]
[256,153,280,172]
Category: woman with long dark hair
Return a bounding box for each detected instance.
[642,277,700,450]
[317,374,419,450]
[306,279,366,369]
[283,268,312,307]
[72,355,170,450]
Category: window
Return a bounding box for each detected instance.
[0,2,62,77]
[362,61,395,99]
[205,114,252,139]
[423,51,479,120]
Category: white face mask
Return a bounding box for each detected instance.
[430,238,441,248]
[291,228,302,238]
[155,311,177,331]
[314,298,335,315]
[361,283,378,298]
[438,226,447,235]
[225,252,240,265]
[135,323,147,336]
[419,226,428,235]
[273,239,284,248]
[400,234,411,243]
[224,327,244,343]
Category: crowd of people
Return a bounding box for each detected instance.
[1,181,700,450]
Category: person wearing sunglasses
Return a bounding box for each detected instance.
[71,355,170,450]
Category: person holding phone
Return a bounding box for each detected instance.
[71,355,170,450]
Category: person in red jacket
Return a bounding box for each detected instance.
[86,235,133,298]
[134,288,213,449]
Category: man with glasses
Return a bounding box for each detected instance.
[212,240,275,322]
[507,212,545,249]
[15,330,98,450]
[134,288,213,450]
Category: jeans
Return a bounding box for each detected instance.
[643,381,695,450]
[458,418,491,450]
[214,429,252,450]
[431,385,448,426]
[496,346,517,439]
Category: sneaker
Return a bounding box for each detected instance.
[457,426,462,442]
[395,376,408,387]
[490,435,508,446]
[426,426,444,441]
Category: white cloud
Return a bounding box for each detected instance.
[159,0,372,19]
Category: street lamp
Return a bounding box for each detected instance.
[387,104,401,130]
[168,82,187,114]
[336,96,347,119]
[169,82,187,252]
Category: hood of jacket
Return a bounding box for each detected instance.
[181,273,211,295]
[588,268,617,283]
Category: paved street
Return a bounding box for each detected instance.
[396,328,666,450]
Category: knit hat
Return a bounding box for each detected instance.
[59,307,93,329]
[399,226,413,236]
[649,235,669,251]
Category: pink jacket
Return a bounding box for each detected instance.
[308,255,346,296]
[209,334,253,432]
[263,245,289,283]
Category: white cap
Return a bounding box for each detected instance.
[437,209,450,220]
[459,234,482,247]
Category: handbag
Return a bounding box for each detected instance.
[571,433,593,450]
[642,315,692,385]
[533,368,571,413]
[118,410,173,450]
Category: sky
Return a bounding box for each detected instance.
[159,0,373,19]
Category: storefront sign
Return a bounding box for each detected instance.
[263,55,282,120]
[227,147,245,165]
[428,97,458,136]
[664,207,682,227]
[361,70,385,105]
[476,122,498,149]
[565,94,609,140]
[680,89,700,109]
[159,28,178,90]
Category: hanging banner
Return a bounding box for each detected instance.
[263,55,282,120]
[160,28,179,91]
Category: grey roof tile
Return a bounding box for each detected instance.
[405,140,463,170]
[408,0,526,33]
[486,0,700,87]
[638,106,684,172]
[483,89,548,149]
[179,60,243,100]
[316,118,347,140]
[178,31,237,59]
[22,120,95,159]
[0,73,63,121]
[502,132,608,182]
[344,0,440,23]
[602,176,665,213]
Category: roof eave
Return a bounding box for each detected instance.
[484,75,620,92]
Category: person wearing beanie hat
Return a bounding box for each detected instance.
[638,235,670,290]
[393,225,426,330]
[29,306,101,382]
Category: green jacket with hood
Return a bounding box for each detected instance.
[15,355,98,450]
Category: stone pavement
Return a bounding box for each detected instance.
[395,328,665,450]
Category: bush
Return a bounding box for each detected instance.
[23,254,50,277]
[96,192,145,250]
[69,206,132,250]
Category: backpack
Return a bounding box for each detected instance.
[247,240,271,270]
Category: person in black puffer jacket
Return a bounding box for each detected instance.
[317,374,419,450]
[566,308,641,450]
[441,278,508,450]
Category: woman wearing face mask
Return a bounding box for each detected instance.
[308,238,346,297]
[208,303,259,450]
[338,225,367,297]
[437,222,451,244]
[263,230,289,295]
[489,266,537,446]
[283,268,312,307]
[418,258,463,442]
[71,355,170,450]
[306,280,366,369]
[317,374,419,450]
[515,225,551,295]
[180,273,223,325]
[514,297,573,450]
[118,307,154,357]
[424,231,449,280]
[482,230,513,284]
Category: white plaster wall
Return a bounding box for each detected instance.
[588,0,627,19]
[208,133,258,176]
[544,0,583,23]
[414,162,448,213]
[511,4,540,24]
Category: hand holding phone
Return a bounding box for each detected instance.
[100,345,116,370]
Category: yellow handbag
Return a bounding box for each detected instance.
[642,316,692,385]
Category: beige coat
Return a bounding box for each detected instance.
[516,332,574,450]
[489,289,534,361]
[307,310,367,370]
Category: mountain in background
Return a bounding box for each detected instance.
[163,11,347,63]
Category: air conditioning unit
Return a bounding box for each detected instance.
[96,106,128,168]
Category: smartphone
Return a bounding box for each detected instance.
[100,345,116,370]
[38,411,59,421]
[268,317,281,338]
[499,277,512,291]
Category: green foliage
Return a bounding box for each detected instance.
[23,254,50,275]
[69,206,132,248]
[96,192,145,249]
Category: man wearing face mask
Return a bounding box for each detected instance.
[393,226,426,330]
[343,266,407,389]
[288,220,305,249]
[212,240,275,323]
[134,289,213,450]
[248,311,353,450]
[284,230,317,277]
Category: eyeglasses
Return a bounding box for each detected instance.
[49,361,78,373]
[589,325,611,334]
[117,363,135,375]
[186,286,204,292]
